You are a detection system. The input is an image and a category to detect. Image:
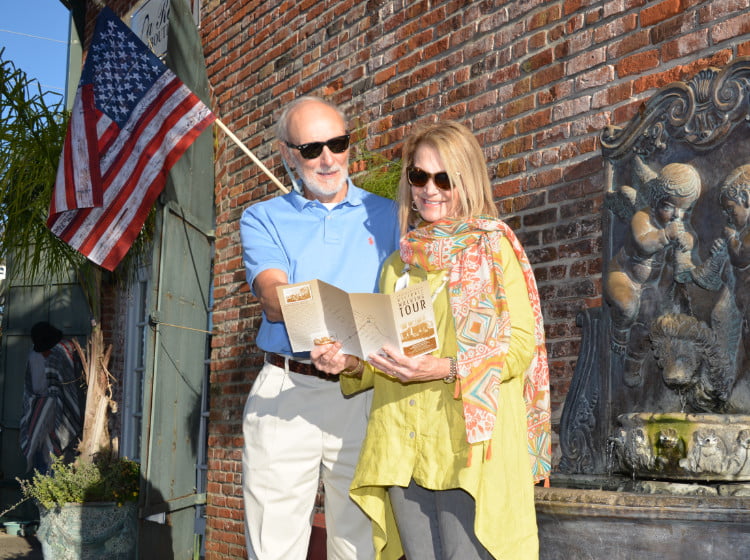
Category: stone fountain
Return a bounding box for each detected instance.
[535,58,750,559]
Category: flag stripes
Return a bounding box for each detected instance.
[47,7,215,270]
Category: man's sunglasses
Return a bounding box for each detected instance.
[407,166,452,190]
[285,134,350,159]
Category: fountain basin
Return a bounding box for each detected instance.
[536,477,750,560]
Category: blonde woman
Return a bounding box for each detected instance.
[313,120,551,560]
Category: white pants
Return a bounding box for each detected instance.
[242,359,374,560]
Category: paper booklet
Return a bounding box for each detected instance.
[277,279,440,360]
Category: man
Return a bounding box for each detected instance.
[239,96,399,559]
[19,321,85,473]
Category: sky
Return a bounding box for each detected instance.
[0,0,71,104]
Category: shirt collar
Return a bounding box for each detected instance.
[288,178,363,210]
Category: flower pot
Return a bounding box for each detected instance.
[3,521,23,535]
[36,501,137,559]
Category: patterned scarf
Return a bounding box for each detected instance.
[401,216,552,481]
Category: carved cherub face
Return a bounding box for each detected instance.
[650,163,701,226]
[719,165,750,228]
[655,199,681,225]
[721,193,750,230]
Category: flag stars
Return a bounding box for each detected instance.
[83,8,170,127]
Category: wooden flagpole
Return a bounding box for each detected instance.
[215,118,289,194]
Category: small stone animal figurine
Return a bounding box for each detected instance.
[727,429,750,476]
[680,430,727,474]
[625,427,654,471]
[654,428,686,471]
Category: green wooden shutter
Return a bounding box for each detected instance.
[136,0,215,557]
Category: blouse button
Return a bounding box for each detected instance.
[409,399,416,406]
[409,431,415,439]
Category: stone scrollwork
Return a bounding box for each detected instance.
[601,58,750,159]
[558,308,603,474]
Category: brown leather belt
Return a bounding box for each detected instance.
[265,352,338,382]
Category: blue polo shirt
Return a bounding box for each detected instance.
[240,180,400,356]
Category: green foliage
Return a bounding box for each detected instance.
[0,48,88,283]
[354,144,401,200]
[19,454,140,509]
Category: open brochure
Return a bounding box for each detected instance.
[277,279,439,359]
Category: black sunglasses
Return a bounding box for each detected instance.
[407,166,452,190]
[285,134,350,159]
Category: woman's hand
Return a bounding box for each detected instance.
[368,344,451,383]
[311,341,358,375]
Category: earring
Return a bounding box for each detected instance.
[411,201,419,211]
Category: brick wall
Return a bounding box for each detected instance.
[200,0,750,557]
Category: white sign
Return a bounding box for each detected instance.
[130,0,171,58]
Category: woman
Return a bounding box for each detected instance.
[312,121,551,559]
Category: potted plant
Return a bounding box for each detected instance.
[13,318,139,559]
[20,452,139,559]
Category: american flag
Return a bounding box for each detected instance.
[48,7,215,271]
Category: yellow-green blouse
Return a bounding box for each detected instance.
[341,236,539,560]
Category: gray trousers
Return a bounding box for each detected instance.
[388,480,493,560]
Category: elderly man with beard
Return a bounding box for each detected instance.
[239,96,399,560]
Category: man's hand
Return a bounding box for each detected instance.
[311,341,356,375]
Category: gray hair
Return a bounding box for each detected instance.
[275,96,347,143]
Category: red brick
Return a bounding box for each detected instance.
[711,12,750,44]
[606,29,651,59]
[640,0,681,27]
[592,81,634,109]
[616,49,661,77]
[504,94,536,118]
[528,4,562,31]
[739,40,750,57]
[661,29,710,62]
[593,13,638,44]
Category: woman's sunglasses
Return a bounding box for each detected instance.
[285,134,350,159]
[406,166,452,190]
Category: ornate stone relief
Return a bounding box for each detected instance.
[559,57,750,481]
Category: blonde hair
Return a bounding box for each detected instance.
[397,120,497,235]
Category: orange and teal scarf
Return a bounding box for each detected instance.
[401,216,552,482]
